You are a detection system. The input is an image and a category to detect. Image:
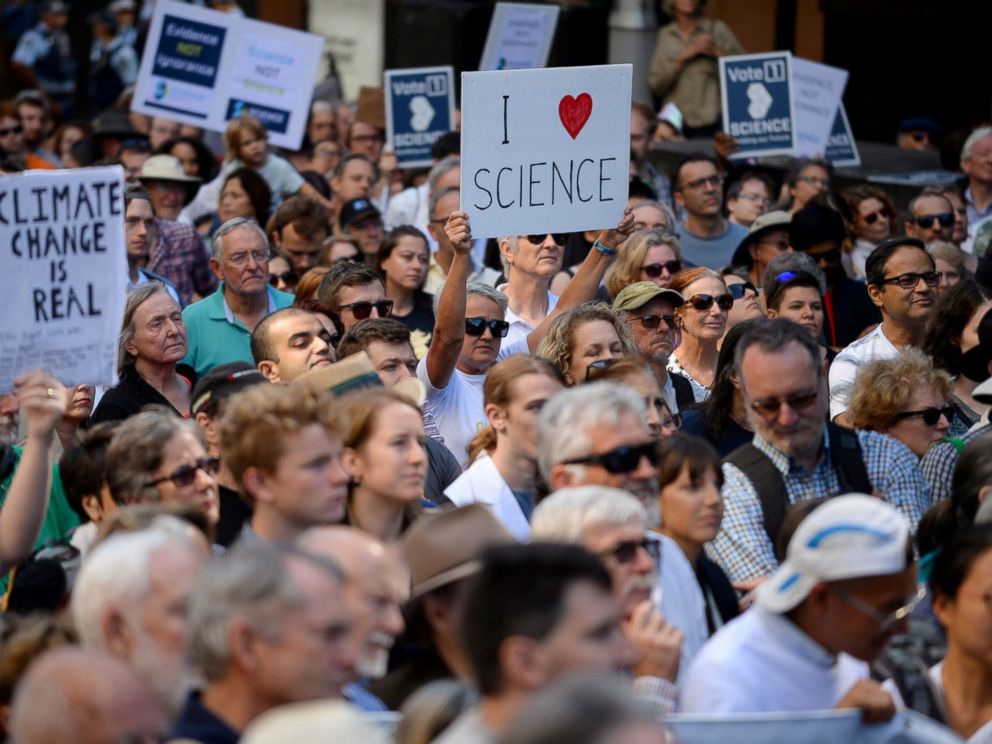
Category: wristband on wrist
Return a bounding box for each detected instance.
[593,240,617,256]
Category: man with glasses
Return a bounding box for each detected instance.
[182,218,294,376]
[829,238,938,422]
[904,191,955,244]
[684,494,916,722]
[712,319,928,584]
[317,261,393,334]
[673,154,747,270]
[726,172,774,228]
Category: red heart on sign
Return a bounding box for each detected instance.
[559,93,593,139]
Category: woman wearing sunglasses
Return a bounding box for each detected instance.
[841,185,896,280]
[377,226,434,349]
[720,269,763,345]
[445,356,565,541]
[105,408,220,533]
[605,229,682,299]
[268,250,297,294]
[667,268,731,403]
[536,302,638,386]
[847,349,953,459]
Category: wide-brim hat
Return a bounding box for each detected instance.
[731,210,792,269]
[137,155,202,206]
[293,350,425,407]
[403,504,516,599]
[612,281,684,312]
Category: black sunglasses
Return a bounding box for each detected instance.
[338,300,393,319]
[686,293,734,311]
[599,537,661,565]
[465,317,510,337]
[881,271,942,290]
[146,455,220,488]
[862,207,891,225]
[642,260,682,278]
[629,314,676,330]
[268,271,295,287]
[525,233,566,246]
[563,441,659,475]
[894,406,954,426]
[914,213,954,229]
[750,389,820,419]
[0,125,23,137]
[728,281,758,300]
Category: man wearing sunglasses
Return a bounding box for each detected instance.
[673,154,748,270]
[498,231,565,347]
[684,495,916,723]
[317,261,393,334]
[712,320,928,586]
[251,307,336,383]
[904,191,955,244]
[829,238,938,423]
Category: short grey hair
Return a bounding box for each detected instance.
[907,190,952,217]
[498,236,519,276]
[428,185,460,222]
[632,200,677,236]
[210,217,269,260]
[537,382,648,484]
[531,486,647,543]
[762,251,826,295]
[432,281,508,317]
[72,516,203,650]
[962,126,992,161]
[428,156,460,195]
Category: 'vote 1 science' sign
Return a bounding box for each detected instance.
[385,66,456,169]
[720,51,796,158]
[0,167,128,391]
[460,64,632,239]
[132,0,323,150]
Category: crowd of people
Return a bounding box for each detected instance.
[3,0,992,743]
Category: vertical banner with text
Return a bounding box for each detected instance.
[0,167,128,391]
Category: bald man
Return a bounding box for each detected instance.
[297,526,410,711]
[10,647,166,743]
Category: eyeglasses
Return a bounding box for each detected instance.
[748,388,820,419]
[268,271,295,287]
[880,271,942,290]
[660,411,681,432]
[629,314,676,330]
[525,233,566,246]
[736,192,770,205]
[599,537,661,565]
[464,317,510,337]
[894,406,954,426]
[642,260,682,278]
[338,300,393,319]
[861,207,892,225]
[808,247,842,265]
[680,173,724,191]
[798,175,830,188]
[0,125,23,137]
[830,584,927,633]
[728,282,758,300]
[351,133,384,144]
[913,213,954,229]
[145,455,221,488]
[685,293,734,312]
[563,441,659,474]
[228,250,268,266]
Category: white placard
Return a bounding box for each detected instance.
[791,57,848,158]
[0,167,128,391]
[132,0,323,150]
[460,64,631,239]
[479,2,560,71]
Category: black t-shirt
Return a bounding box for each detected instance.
[88,365,187,425]
[393,290,435,344]
[215,483,252,548]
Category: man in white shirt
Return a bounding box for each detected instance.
[682,494,921,722]
[829,237,938,422]
[498,232,562,347]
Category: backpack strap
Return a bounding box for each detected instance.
[725,443,788,545]
[826,422,872,495]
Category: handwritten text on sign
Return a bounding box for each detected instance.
[0,167,128,391]
[460,64,632,238]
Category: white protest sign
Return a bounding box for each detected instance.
[132,0,323,149]
[461,64,631,239]
[479,2,560,71]
[0,167,128,391]
[791,57,848,157]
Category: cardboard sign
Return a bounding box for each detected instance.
[384,66,456,169]
[720,51,796,158]
[132,0,323,149]
[791,57,848,157]
[479,2,560,71]
[0,167,128,391]
[826,103,861,167]
[460,64,631,239]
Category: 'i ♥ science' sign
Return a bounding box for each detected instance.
[460,64,632,238]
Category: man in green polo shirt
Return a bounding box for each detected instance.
[181,218,294,377]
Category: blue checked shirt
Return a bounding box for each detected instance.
[708,427,930,583]
[920,423,992,503]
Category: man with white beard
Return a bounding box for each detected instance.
[297,525,409,711]
[71,516,210,717]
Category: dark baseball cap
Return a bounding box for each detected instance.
[339,198,381,229]
[191,362,267,416]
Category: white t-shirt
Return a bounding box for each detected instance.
[681,606,868,714]
[383,182,429,234]
[828,323,900,419]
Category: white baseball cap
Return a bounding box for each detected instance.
[756,494,911,614]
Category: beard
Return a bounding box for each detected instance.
[355,632,394,679]
[128,625,199,719]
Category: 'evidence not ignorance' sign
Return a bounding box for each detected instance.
[0,167,128,391]
[460,64,631,239]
